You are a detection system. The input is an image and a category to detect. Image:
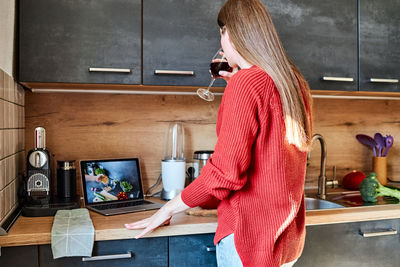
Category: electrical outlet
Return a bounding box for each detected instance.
[186,162,199,179]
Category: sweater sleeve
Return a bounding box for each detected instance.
[181,72,262,207]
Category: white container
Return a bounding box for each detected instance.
[161,160,186,192]
[161,122,186,200]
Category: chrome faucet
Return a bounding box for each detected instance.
[308,134,328,199]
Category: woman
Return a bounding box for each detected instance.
[125,0,313,266]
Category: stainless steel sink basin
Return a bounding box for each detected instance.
[305,197,344,210]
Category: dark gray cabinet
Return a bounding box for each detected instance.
[264,0,358,91]
[38,234,216,267]
[2,225,400,267]
[0,245,38,267]
[19,0,141,84]
[359,0,400,92]
[39,237,168,267]
[296,219,400,266]
[169,234,217,267]
[18,0,400,93]
[143,0,226,87]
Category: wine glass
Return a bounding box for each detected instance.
[197,48,233,101]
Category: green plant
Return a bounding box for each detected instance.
[359,172,400,202]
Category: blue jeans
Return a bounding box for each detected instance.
[216,234,243,267]
[216,234,298,267]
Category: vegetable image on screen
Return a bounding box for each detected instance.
[117,192,129,200]
[99,175,109,185]
[84,160,142,203]
[120,181,133,192]
[95,168,106,176]
[93,192,106,201]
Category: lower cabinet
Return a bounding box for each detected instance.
[4,222,399,267]
[39,237,168,267]
[0,245,38,267]
[36,234,217,267]
[296,219,400,267]
[169,234,217,267]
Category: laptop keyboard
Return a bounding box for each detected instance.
[92,200,153,210]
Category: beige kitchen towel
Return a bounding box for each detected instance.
[51,208,94,259]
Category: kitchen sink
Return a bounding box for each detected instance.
[325,191,400,208]
[305,197,344,210]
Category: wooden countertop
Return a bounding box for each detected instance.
[1,203,400,248]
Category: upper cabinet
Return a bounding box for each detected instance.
[264,0,358,91]
[143,0,226,87]
[359,0,400,92]
[18,0,400,93]
[143,0,358,90]
[19,0,141,84]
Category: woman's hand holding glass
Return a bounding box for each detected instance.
[197,48,236,101]
[212,50,238,83]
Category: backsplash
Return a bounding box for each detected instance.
[25,92,220,197]
[24,91,400,197]
[0,68,25,225]
[307,97,400,188]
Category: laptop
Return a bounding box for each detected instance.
[80,158,163,216]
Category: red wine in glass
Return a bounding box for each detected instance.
[210,62,233,78]
[197,48,231,101]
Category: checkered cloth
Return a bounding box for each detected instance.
[51,208,94,259]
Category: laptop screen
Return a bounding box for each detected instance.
[80,158,144,205]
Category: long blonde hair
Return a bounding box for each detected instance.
[218,0,313,151]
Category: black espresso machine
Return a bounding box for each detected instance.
[22,127,79,217]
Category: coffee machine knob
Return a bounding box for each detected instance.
[29,151,48,168]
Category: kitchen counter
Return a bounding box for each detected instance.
[1,201,400,248]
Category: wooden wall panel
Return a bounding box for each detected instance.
[25,91,400,197]
[25,92,221,196]
[309,98,400,188]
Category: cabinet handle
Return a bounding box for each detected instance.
[369,78,399,83]
[206,246,216,252]
[154,70,195,76]
[322,77,354,82]
[360,229,398,238]
[89,67,131,73]
[82,252,132,262]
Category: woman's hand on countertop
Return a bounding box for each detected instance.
[125,193,190,239]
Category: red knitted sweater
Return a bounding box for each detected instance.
[181,66,308,266]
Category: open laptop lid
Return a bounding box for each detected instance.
[80,158,145,206]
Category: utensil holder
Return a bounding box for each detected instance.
[372,156,387,185]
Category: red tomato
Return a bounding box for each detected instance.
[342,171,366,190]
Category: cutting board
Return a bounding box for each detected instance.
[185,208,217,217]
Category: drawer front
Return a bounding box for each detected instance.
[296,219,400,267]
[39,237,168,267]
[169,234,217,267]
[0,245,38,267]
